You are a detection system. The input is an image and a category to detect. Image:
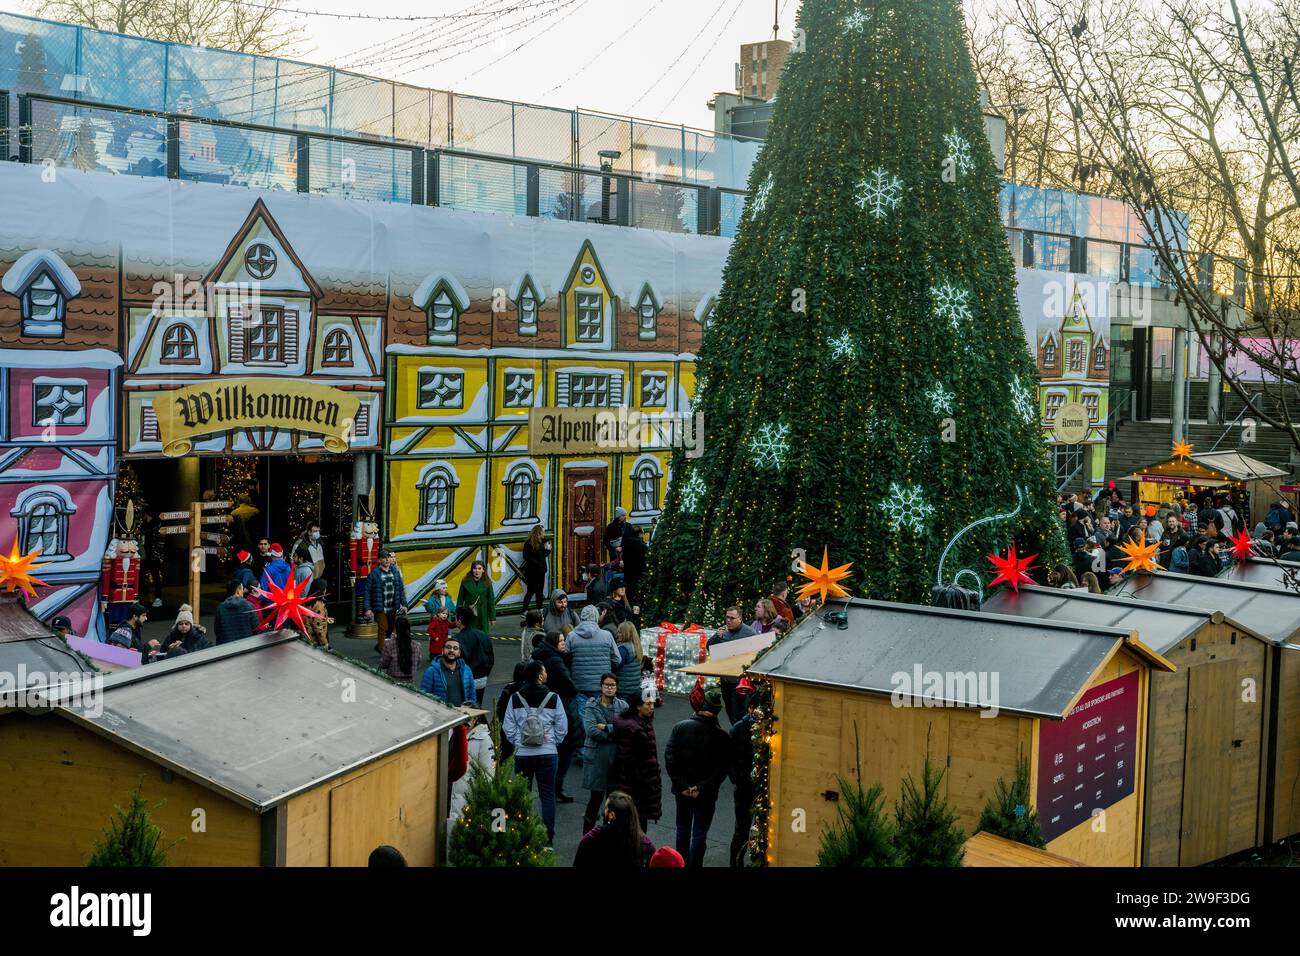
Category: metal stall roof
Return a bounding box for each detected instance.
[1121,572,1300,646]
[746,598,1171,719]
[983,585,1266,655]
[36,632,465,811]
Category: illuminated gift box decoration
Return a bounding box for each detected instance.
[642,622,718,696]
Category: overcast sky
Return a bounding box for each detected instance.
[5,0,990,131]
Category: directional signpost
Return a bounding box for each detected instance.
[159,500,231,619]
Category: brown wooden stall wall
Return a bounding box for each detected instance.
[283,733,442,867]
[1142,622,1268,866]
[1270,647,1300,842]
[0,714,261,866]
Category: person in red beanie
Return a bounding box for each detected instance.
[649,846,685,868]
[573,791,654,867]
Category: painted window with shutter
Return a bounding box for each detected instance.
[352,403,370,442]
[141,405,160,443]
[228,306,246,363]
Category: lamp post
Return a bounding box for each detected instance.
[598,148,621,224]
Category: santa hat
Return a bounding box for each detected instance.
[648,847,684,868]
[237,550,251,564]
[270,543,284,558]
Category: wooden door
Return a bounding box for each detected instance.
[328,760,401,866]
[1180,661,1234,866]
[563,468,606,593]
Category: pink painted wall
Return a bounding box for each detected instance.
[7,368,112,442]
[0,478,104,562]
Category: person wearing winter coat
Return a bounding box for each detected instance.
[568,603,622,698]
[532,630,579,802]
[503,660,569,844]
[581,674,630,834]
[619,524,648,601]
[521,525,551,615]
[604,576,641,629]
[457,560,496,632]
[232,550,258,593]
[604,507,628,562]
[665,685,732,867]
[542,589,579,635]
[423,578,456,656]
[214,579,259,645]
[708,607,757,722]
[612,696,662,831]
[449,606,494,705]
[582,565,608,607]
[614,621,646,707]
[519,609,546,662]
[161,605,210,658]
[1267,500,1294,533]
[301,583,333,649]
[363,549,408,654]
[573,790,654,868]
[420,635,476,706]
[729,697,760,867]
[379,611,423,683]
[769,582,796,624]
[496,662,528,764]
[259,543,292,592]
[448,710,496,829]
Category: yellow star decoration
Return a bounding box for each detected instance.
[1118,537,1163,575]
[796,546,853,604]
[0,539,49,598]
[1173,439,1194,459]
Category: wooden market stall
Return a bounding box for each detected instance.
[0,631,465,866]
[1123,571,1300,844]
[1222,556,1300,588]
[1120,450,1287,516]
[745,598,1173,867]
[962,831,1087,867]
[0,598,98,705]
[985,585,1272,866]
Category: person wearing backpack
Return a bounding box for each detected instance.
[531,630,580,803]
[503,660,569,845]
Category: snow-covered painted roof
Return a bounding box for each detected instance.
[0,347,122,369]
[412,271,472,312]
[1,249,82,297]
[0,163,731,322]
[694,291,719,323]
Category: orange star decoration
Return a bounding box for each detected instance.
[986,545,1039,593]
[1118,537,1163,574]
[1173,439,1194,459]
[795,546,853,604]
[254,574,321,631]
[1229,528,1253,563]
[0,539,49,598]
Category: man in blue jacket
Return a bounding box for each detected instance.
[363,548,407,654]
[259,543,291,592]
[420,634,476,706]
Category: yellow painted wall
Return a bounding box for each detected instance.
[387,458,486,537]
[0,714,260,866]
[391,355,490,421]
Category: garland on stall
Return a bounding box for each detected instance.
[746,676,777,866]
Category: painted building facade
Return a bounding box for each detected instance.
[0,161,730,625]
[0,238,120,640]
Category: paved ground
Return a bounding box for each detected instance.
[141,603,741,867]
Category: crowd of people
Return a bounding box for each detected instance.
[1056,485,1299,592]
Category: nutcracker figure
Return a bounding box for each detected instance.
[100,537,141,626]
[349,519,380,623]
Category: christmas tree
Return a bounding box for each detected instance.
[893,751,965,866]
[448,752,554,867]
[646,0,1062,620]
[975,754,1046,848]
[87,785,173,866]
[817,777,900,867]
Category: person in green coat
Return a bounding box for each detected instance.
[458,559,496,632]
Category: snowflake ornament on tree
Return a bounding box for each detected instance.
[679,471,706,514]
[855,168,904,219]
[829,331,858,359]
[749,421,791,470]
[1010,378,1036,423]
[926,381,954,414]
[878,482,935,534]
[930,280,972,331]
[943,128,974,175]
[750,174,774,216]
[843,8,873,33]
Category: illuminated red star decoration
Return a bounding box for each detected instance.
[1229,528,1253,564]
[795,546,853,604]
[1118,537,1163,574]
[986,545,1039,592]
[1173,439,1194,459]
[254,574,321,631]
[0,539,48,598]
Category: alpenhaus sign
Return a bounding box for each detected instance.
[153,379,361,457]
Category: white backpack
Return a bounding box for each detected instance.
[515,691,556,747]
